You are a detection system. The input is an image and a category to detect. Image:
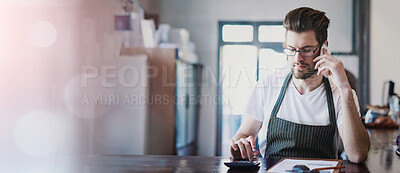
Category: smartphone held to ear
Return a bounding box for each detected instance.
[319,44,332,77]
[320,44,331,56]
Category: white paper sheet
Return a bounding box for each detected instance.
[267,159,339,173]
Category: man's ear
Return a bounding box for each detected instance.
[323,40,328,47]
[283,42,288,60]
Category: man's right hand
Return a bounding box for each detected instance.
[230,135,259,162]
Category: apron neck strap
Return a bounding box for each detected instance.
[271,72,292,117]
[270,72,336,126]
[323,77,336,126]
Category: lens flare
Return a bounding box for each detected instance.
[29,21,57,48]
[64,75,115,118]
[13,111,70,156]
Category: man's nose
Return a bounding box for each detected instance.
[294,51,304,62]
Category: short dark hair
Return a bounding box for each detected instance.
[283,7,330,45]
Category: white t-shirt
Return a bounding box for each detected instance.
[243,69,360,158]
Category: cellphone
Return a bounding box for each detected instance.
[319,43,332,77]
[320,43,331,56]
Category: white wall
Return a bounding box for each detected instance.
[159,0,354,156]
[370,0,400,105]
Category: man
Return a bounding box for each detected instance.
[230,7,370,163]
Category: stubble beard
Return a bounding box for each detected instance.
[291,63,318,79]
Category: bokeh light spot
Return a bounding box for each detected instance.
[14,111,69,156]
[29,21,57,48]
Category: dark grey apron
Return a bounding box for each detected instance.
[265,72,337,159]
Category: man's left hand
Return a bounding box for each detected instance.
[313,48,351,91]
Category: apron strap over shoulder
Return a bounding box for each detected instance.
[323,77,336,126]
[270,72,292,118]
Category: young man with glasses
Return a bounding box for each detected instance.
[230,7,370,163]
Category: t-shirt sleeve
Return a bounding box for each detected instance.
[337,89,361,127]
[243,81,265,122]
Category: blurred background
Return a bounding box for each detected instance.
[0,0,399,172]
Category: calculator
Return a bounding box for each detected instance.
[224,160,260,170]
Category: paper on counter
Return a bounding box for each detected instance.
[267,159,339,173]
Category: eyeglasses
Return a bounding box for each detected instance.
[283,45,321,57]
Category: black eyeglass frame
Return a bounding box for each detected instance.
[283,44,322,57]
